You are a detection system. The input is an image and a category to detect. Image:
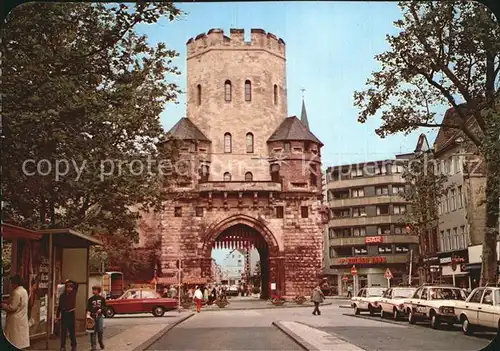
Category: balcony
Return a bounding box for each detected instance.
[329,195,407,208]
[328,234,419,247]
[329,254,409,266]
[198,181,282,193]
[329,214,404,227]
[327,174,405,190]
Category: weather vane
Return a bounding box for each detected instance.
[300,88,306,99]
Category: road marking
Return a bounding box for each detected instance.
[276,321,366,351]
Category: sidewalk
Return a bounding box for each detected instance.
[27,312,194,351]
[184,299,332,312]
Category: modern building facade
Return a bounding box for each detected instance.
[137,28,328,298]
[323,158,419,295]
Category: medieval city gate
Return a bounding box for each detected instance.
[200,216,284,299]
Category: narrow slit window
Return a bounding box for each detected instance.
[246,132,254,153]
[196,84,202,106]
[273,84,278,105]
[224,133,232,153]
[224,80,232,102]
[245,80,252,101]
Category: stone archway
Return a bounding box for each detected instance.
[200,215,282,299]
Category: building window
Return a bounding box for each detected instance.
[353,227,366,237]
[310,164,318,186]
[332,209,350,218]
[446,229,452,251]
[225,80,232,102]
[351,168,363,178]
[393,205,407,215]
[195,207,204,217]
[196,84,202,106]
[273,84,278,104]
[375,164,389,175]
[223,172,232,181]
[246,132,254,153]
[284,142,291,152]
[378,245,392,254]
[377,226,391,235]
[329,247,335,259]
[301,206,309,218]
[245,172,253,182]
[376,205,390,215]
[276,206,284,218]
[224,133,232,153]
[392,163,404,173]
[459,225,466,248]
[392,185,405,195]
[375,186,389,196]
[270,164,280,182]
[453,227,459,250]
[354,246,368,256]
[199,165,209,182]
[457,186,463,208]
[450,189,456,211]
[439,231,445,251]
[244,80,252,101]
[174,207,182,217]
[352,207,366,217]
[394,226,406,234]
[352,188,364,198]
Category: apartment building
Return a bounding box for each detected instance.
[323,158,419,295]
[432,107,486,288]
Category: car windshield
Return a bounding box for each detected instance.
[366,288,385,297]
[429,288,466,300]
[393,288,415,298]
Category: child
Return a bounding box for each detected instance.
[86,285,106,350]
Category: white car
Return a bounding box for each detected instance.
[379,287,417,320]
[455,286,500,335]
[404,285,467,329]
[351,287,386,315]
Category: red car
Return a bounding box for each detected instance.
[104,288,178,318]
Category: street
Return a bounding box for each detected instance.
[147,301,497,351]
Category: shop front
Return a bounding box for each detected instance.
[437,249,470,288]
[466,241,500,288]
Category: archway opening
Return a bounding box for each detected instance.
[210,224,270,299]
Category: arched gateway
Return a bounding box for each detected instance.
[200,215,281,299]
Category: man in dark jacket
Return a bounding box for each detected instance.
[56,280,79,351]
[87,285,106,350]
[311,284,325,316]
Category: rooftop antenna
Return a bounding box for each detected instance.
[300,88,306,100]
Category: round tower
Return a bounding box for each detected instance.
[186,28,287,181]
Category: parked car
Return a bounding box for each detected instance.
[404,285,467,329]
[454,286,500,335]
[378,287,417,320]
[351,286,386,315]
[104,288,178,318]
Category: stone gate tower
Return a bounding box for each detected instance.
[138,28,328,298]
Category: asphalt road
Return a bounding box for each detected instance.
[145,301,496,351]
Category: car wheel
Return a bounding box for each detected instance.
[430,311,440,329]
[354,305,360,315]
[153,306,165,317]
[104,307,115,318]
[381,310,388,318]
[461,316,473,335]
[408,310,416,325]
[393,309,399,320]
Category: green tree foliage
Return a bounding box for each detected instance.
[2,3,183,270]
[354,1,500,284]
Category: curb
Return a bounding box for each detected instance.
[341,313,406,326]
[189,301,333,312]
[272,321,316,351]
[132,312,195,351]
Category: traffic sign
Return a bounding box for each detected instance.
[351,265,358,276]
[384,268,393,279]
[342,275,349,282]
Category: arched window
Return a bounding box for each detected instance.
[224,80,232,102]
[246,132,254,153]
[199,165,209,182]
[245,172,253,182]
[273,84,278,105]
[224,133,232,153]
[223,172,232,181]
[196,84,202,106]
[244,80,252,101]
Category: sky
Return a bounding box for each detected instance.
[135,2,449,264]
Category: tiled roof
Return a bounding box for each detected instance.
[267,116,323,145]
[167,117,210,142]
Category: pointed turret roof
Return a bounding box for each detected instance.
[300,99,309,129]
[167,117,210,142]
[267,116,323,146]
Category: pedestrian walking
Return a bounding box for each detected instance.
[193,286,203,313]
[347,285,353,298]
[311,284,325,316]
[86,285,106,351]
[57,279,79,351]
[169,285,177,298]
[2,275,30,349]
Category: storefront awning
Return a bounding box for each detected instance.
[156,277,209,285]
[38,228,103,247]
[2,223,42,240]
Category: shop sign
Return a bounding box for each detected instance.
[337,256,387,265]
[365,236,383,244]
[440,257,452,264]
[39,257,50,289]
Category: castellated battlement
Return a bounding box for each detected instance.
[186,28,286,58]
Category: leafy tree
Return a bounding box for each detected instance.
[354,1,500,285]
[2,3,183,271]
